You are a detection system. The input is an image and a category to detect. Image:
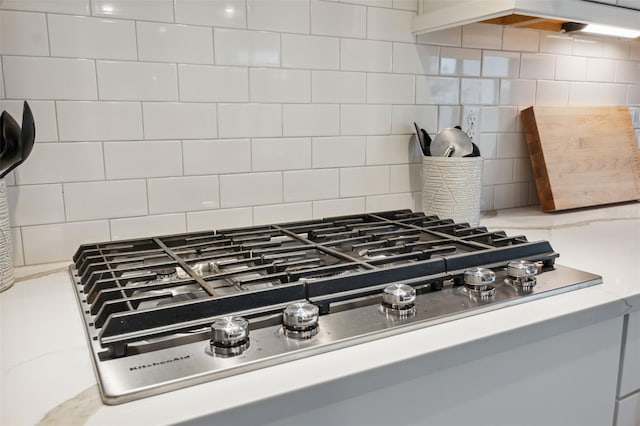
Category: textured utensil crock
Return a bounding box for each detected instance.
[422,156,484,226]
[0,179,14,292]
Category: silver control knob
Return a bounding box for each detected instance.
[507,260,538,290]
[210,316,250,356]
[463,267,496,299]
[381,283,416,317]
[282,303,319,339]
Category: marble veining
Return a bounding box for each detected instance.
[37,385,101,426]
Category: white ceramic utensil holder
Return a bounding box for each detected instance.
[0,179,14,292]
[422,156,484,227]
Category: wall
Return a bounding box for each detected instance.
[1,0,639,265]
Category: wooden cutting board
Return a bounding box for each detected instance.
[521,106,640,212]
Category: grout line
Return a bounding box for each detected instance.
[44,13,52,57]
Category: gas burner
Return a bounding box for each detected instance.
[155,267,177,280]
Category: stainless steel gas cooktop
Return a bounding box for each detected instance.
[69,210,602,405]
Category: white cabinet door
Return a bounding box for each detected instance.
[620,309,640,397]
[616,392,640,426]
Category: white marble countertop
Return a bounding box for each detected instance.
[1,203,639,426]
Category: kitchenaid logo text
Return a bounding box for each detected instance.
[129,355,191,371]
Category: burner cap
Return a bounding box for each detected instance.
[155,267,177,280]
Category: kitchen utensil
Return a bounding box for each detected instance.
[0,102,35,179]
[521,105,640,212]
[430,127,474,157]
[420,128,432,156]
[464,142,481,157]
[0,111,21,178]
[413,122,427,156]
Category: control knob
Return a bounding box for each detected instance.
[463,267,496,299]
[282,303,320,339]
[210,316,250,356]
[507,260,538,290]
[380,283,416,317]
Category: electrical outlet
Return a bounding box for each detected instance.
[462,106,480,142]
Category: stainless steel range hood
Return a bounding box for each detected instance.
[413,0,640,35]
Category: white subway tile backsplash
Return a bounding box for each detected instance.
[48,15,136,60]
[391,105,438,134]
[175,0,246,28]
[220,172,283,207]
[250,68,311,103]
[500,79,536,106]
[187,207,253,231]
[97,61,178,101]
[56,101,142,141]
[440,48,481,77]
[137,22,214,64]
[460,78,498,105]
[104,140,182,179]
[392,43,439,75]
[615,60,640,84]
[0,100,58,142]
[497,132,527,158]
[312,197,365,218]
[366,135,414,165]
[482,50,520,78]
[178,65,248,102]
[3,56,97,100]
[64,180,147,221]
[586,57,618,82]
[1,0,89,15]
[253,202,312,225]
[572,36,603,57]
[183,139,251,175]
[14,142,104,185]
[311,0,365,39]
[366,6,414,43]
[539,33,572,55]
[7,184,65,226]
[461,24,501,50]
[0,11,48,56]
[214,28,280,67]
[110,214,187,240]
[536,80,570,106]
[340,105,391,135]
[311,71,365,104]
[340,166,389,197]
[416,76,459,105]
[417,27,461,47]
[502,27,539,52]
[341,39,392,72]
[252,138,311,171]
[247,0,310,34]
[365,192,413,212]
[520,53,555,80]
[22,221,110,264]
[568,82,600,105]
[4,3,640,265]
[312,136,366,168]
[598,83,627,105]
[282,34,339,70]
[92,0,173,22]
[283,104,339,136]
[366,73,414,104]
[148,176,219,214]
[477,133,497,159]
[284,169,339,201]
[218,104,282,138]
[555,55,587,81]
[483,159,513,185]
[143,102,217,139]
[437,105,461,131]
[389,164,420,192]
[480,106,517,132]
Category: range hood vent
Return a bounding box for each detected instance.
[413,0,640,36]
